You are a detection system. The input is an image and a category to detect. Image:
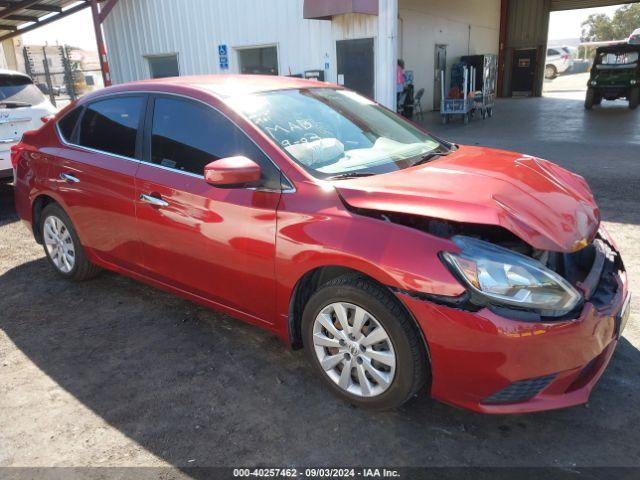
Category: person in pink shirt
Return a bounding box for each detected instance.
[397,59,406,107]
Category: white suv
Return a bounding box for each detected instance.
[0,69,56,179]
[545,46,574,79]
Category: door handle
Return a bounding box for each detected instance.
[59,172,80,183]
[139,193,169,208]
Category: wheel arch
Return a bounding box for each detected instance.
[31,194,59,244]
[287,265,431,367]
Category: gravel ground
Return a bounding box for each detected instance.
[1,95,639,470]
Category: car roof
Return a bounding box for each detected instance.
[112,74,333,98]
[0,69,32,79]
[597,42,640,53]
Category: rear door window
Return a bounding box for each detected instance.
[0,74,45,106]
[57,107,83,142]
[78,96,144,158]
[149,96,282,189]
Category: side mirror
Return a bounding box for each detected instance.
[204,156,262,187]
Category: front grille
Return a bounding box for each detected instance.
[481,375,556,405]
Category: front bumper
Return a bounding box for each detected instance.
[398,266,629,414]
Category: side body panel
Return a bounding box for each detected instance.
[134,165,281,325]
[44,144,142,271]
[272,180,465,342]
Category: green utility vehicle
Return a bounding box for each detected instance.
[585,43,640,110]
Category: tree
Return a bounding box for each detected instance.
[581,4,640,42]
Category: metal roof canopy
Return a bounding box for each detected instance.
[0,0,95,41]
[0,0,118,86]
[550,0,639,11]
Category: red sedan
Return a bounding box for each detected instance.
[12,75,630,413]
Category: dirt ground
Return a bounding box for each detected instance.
[1,95,639,470]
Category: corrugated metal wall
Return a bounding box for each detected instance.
[550,0,637,11]
[506,0,550,49]
[103,0,333,83]
[101,0,397,107]
[501,0,550,97]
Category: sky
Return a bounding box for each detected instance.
[548,5,621,41]
[22,8,95,50]
[19,2,627,50]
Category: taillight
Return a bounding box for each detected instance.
[562,54,569,60]
[41,115,54,124]
[10,143,24,169]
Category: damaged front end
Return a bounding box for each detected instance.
[347,206,625,322]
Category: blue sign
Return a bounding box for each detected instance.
[218,44,229,70]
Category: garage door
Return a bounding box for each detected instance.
[551,0,638,11]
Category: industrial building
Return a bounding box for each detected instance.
[0,0,637,110]
[93,0,637,110]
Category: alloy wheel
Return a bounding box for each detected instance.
[43,215,76,274]
[312,302,396,397]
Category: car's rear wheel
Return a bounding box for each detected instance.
[40,203,100,281]
[301,275,428,410]
[629,87,639,110]
[545,65,557,80]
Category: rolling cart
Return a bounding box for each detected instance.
[462,54,497,120]
[440,65,475,125]
[472,91,495,119]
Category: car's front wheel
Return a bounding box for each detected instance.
[585,88,596,110]
[40,203,101,281]
[302,275,428,410]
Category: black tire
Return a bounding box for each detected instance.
[39,203,101,281]
[629,87,639,110]
[585,88,596,110]
[594,93,602,105]
[301,275,428,410]
[545,65,557,80]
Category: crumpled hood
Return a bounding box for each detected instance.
[335,146,600,252]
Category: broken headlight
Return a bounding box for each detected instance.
[441,236,581,317]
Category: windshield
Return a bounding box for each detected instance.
[0,75,45,106]
[229,88,443,179]
[596,50,639,68]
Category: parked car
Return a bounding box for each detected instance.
[545,46,574,79]
[0,69,55,179]
[53,84,68,96]
[585,43,640,110]
[629,28,640,45]
[12,76,630,413]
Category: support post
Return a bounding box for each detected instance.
[377,0,398,110]
[42,47,56,107]
[497,0,509,97]
[90,0,114,86]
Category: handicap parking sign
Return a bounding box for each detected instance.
[218,44,229,70]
